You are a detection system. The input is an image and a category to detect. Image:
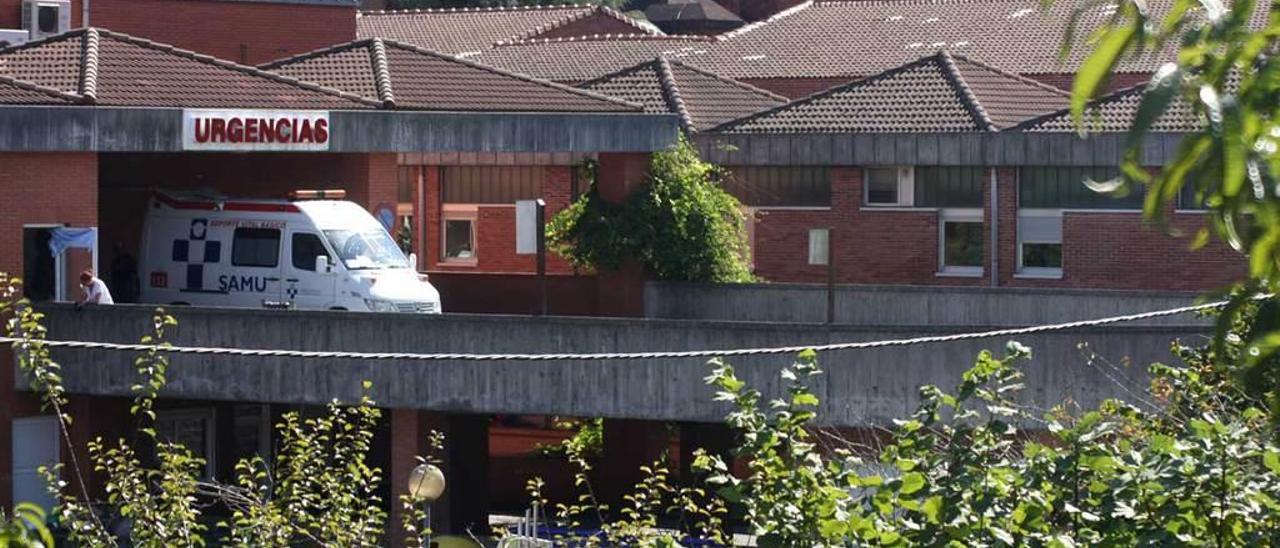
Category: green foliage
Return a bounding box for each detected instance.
[536,417,604,458]
[0,504,55,548]
[1066,0,1280,404]
[547,139,754,283]
[701,330,1280,546]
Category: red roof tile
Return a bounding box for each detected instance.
[712,51,1070,133]
[0,28,375,109]
[678,0,1268,80]
[471,34,718,83]
[261,38,639,112]
[0,74,79,105]
[1014,84,1203,133]
[356,4,660,56]
[579,57,785,131]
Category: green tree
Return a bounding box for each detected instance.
[1066,0,1280,409]
[548,138,754,283]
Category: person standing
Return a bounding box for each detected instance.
[76,269,114,309]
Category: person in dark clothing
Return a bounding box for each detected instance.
[110,243,140,303]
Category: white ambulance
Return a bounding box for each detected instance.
[138,190,441,313]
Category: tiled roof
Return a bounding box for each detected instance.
[470,34,718,82]
[1014,84,1202,133]
[679,0,1268,80]
[646,0,745,24]
[0,28,375,108]
[712,51,1070,133]
[261,38,638,112]
[579,57,785,131]
[356,4,660,56]
[0,74,79,105]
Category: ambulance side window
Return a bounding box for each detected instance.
[232,228,280,268]
[291,233,329,271]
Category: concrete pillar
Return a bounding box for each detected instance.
[389,410,490,544]
[600,419,668,507]
[594,153,652,317]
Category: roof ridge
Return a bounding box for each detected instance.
[78,27,100,104]
[575,57,662,88]
[358,4,592,16]
[505,5,661,44]
[948,53,1072,97]
[258,38,376,70]
[1005,83,1148,132]
[496,33,716,46]
[369,38,396,108]
[708,54,940,133]
[717,0,812,40]
[92,29,380,108]
[0,73,85,103]
[377,39,642,110]
[656,57,696,133]
[664,58,788,102]
[937,49,995,131]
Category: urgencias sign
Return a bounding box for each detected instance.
[182,109,330,151]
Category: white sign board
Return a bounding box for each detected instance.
[515,199,544,255]
[182,109,330,151]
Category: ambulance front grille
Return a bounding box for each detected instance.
[397,302,437,314]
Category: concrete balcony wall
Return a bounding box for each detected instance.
[29,304,1202,427]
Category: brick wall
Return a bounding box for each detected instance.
[0,0,356,65]
[1025,72,1151,92]
[740,77,860,99]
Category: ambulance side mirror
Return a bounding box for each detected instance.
[316,255,331,273]
[408,253,418,269]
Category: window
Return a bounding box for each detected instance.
[914,167,984,208]
[397,166,416,203]
[291,233,330,271]
[1020,167,1143,209]
[864,167,914,206]
[939,209,983,275]
[232,228,280,268]
[1018,212,1064,276]
[441,206,477,263]
[156,409,216,479]
[442,166,543,204]
[1178,184,1211,211]
[808,228,830,266]
[37,6,58,33]
[721,167,831,207]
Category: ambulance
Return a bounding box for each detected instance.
[138,190,441,313]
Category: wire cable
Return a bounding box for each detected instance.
[0,297,1236,362]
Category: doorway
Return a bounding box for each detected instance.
[22,226,59,302]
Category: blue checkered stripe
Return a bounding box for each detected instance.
[172,219,222,292]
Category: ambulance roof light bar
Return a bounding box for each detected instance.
[289,189,346,201]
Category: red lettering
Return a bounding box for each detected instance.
[194,118,210,143]
[314,118,328,143]
[298,119,313,143]
[257,118,274,143]
[210,118,227,142]
[276,119,291,142]
[245,118,258,142]
[227,118,244,143]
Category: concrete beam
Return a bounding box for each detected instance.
[30,304,1199,427]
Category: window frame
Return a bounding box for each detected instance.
[937,208,984,277]
[155,408,217,479]
[1016,208,1064,279]
[439,204,478,265]
[231,227,281,268]
[863,166,915,208]
[289,232,331,272]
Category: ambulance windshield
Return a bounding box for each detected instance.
[322,229,409,270]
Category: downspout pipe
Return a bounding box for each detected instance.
[81,0,89,27]
[990,167,999,287]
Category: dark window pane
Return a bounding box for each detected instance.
[232,228,280,268]
[943,221,983,267]
[1022,243,1062,268]
[865,168,899,205]
[444,220,474,259]
[1020,167,1142,209]
[37,6,57,33]
[916,166,983,207]
[722,166,830,207]
[291,233,329,271]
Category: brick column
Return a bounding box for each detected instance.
[995,168,1019,286]
[389,410,490,544]
[600,419,668,507]
[594,153,651,317]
